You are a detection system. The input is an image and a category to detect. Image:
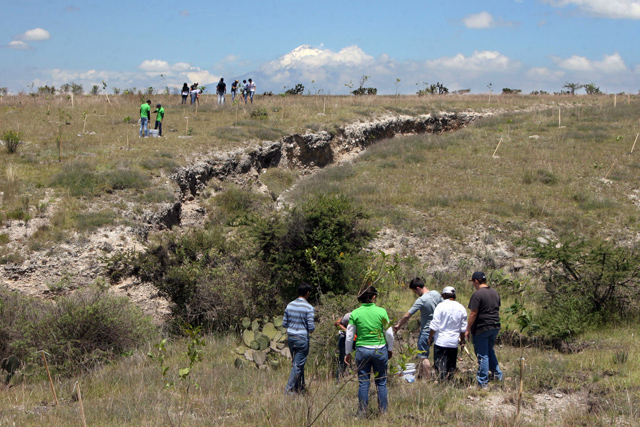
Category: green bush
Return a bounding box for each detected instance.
[2,130,21,154]
[526,236,640,342]
[0,284,156,374]
[252,194,372,299]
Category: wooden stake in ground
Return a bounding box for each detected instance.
[185,117,189,135]
[126,131,129,150]
[40,351,59,406]
[75,382,87,427]
[517,357,525,417]
[604,159,617,180]
[558,108,561,127]
[492,137,503,157]
[71,92,74,109]
[614,95,617,108]
[631,133,639,154]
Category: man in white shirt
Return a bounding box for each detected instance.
[428,286,467,381]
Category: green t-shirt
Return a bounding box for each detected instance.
[140,103,151,119]
[349,303,390,347]
[156,107,164,122]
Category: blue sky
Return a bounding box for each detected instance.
[1,0,639,95]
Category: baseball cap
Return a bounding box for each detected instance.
[442,286,456,294]
[470,271,486,282]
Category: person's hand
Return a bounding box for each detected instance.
[428,337,434,346]
[393,324,399,333]
[345,354,352,365]
[388,350,393,359]
[464,331,470,341]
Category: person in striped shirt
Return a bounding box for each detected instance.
[283,283,315,394]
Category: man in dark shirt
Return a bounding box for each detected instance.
[465,271,503,389]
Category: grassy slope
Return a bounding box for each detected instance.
[2,94,640,426]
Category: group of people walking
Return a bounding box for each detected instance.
[283,271,503,417]
[216,78,256,104]
[181,83,201,105]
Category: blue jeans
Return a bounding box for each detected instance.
[191,93,196,104]
[249,91,255,103]
[139,117,148,137]
[286,336,309,393]
[355,347,388,415]
[231,90,236,102]
[417,331,430,359]
[472,328,502,387]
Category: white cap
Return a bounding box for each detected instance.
[442,286,456,294]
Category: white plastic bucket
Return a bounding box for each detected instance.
[149,129,159,137]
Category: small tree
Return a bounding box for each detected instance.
[563,82,583,95]
[0,87,7,96]
[284,84,305,95]
[70,82,83,95]
[90,85,99,95]
[583,83,602,95]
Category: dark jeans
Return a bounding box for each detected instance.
[337,335,347,379]
[434,345,458,381]
[181,95,188,104]
[356,346,388,415]
[472,328,503,386]
[286,336,309,394]
[154,121,162,136]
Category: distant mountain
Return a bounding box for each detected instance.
[257,45,326,73]
[239,44,375,95]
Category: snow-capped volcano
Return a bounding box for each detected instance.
[257,45,326,72]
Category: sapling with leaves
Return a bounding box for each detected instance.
[147,324,205,427]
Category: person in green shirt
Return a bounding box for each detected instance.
[345,286,394,416]
[139,100,151,137]
[153,104,165,137]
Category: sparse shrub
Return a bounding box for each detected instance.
[50,162,149,195]
[74,210,116,232]
[501,88,522,95]
[2,130,21,154]
[250,108,268,120]
[284,84,305,95]
[103,169,149,190]
[526,236,640,342]
[0,284,155,374]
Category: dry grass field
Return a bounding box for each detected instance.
[1,93,640,426]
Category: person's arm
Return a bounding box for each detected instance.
[393,311,412,332]
[307,308,315,334]
[282,309,289,329]
[465,309,478,340]
[385,327,394,359]
[428,328,436,346]
[345,324,356,364]
[460,310,468,345]
[334,319,347,332]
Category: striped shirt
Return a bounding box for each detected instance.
[283,297,315,339]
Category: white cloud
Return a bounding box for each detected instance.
[526,67,566,81]
[18,28,51,41]
[7,41,31,50]
[553,53,628,73]
[184,69,218,86]
[138,60,196,75]
[139,59,171,72]
[426,50,518,72]
[463,12,495,28]
[543,0,640,19]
